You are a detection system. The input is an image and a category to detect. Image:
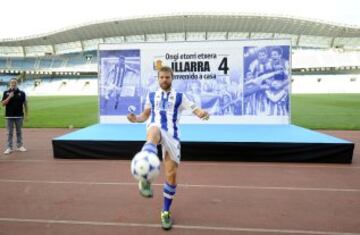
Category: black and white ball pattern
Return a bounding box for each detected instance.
[131,151,161,182]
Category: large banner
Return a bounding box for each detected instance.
[98,39,291,124]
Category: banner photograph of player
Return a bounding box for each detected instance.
[243,45,290,116]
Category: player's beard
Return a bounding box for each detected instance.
[160,81,171,91]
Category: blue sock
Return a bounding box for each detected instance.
[163,182,177,212]
[141,142,158,155]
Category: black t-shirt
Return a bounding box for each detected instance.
[1,88,26,117]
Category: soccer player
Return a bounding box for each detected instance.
[127,66,209,230]
[248,48,272,77]
[269,46,289,76]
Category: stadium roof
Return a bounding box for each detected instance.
[1,13,360,56]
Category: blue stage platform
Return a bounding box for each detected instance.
[52,124,354,163]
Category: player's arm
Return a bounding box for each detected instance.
[127,108,151,123]
[279,78,289,89]
[245,70,282,86]
[182,94,210,120]
[128,93,153,123]
[283,60,289,76]
[1,91,13,106]
[24,95,29,120]
[248,60,258,74]
[193,108,210,120]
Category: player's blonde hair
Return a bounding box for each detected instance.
[158,66,174,78]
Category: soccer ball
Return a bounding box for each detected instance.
[131,151,161,182]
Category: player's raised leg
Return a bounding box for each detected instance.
[161,151,178,230]
[138,126,161,198]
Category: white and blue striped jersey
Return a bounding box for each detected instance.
[145,88,197,141]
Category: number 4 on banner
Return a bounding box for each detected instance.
[218,57,229,75]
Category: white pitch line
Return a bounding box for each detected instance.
[0,179,359,192]
[0,217,359,235]
[1,159,360,169]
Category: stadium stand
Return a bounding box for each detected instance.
[0,58,7,68]
[0,14,359,95]
[8,77,98,96]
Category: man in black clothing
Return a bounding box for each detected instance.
[1,78,28,155]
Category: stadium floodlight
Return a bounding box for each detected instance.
[85,55,92,61]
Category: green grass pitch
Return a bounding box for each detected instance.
[0,94,359,130]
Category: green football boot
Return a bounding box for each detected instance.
[161,211,173,230]
[138,180,153,198]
